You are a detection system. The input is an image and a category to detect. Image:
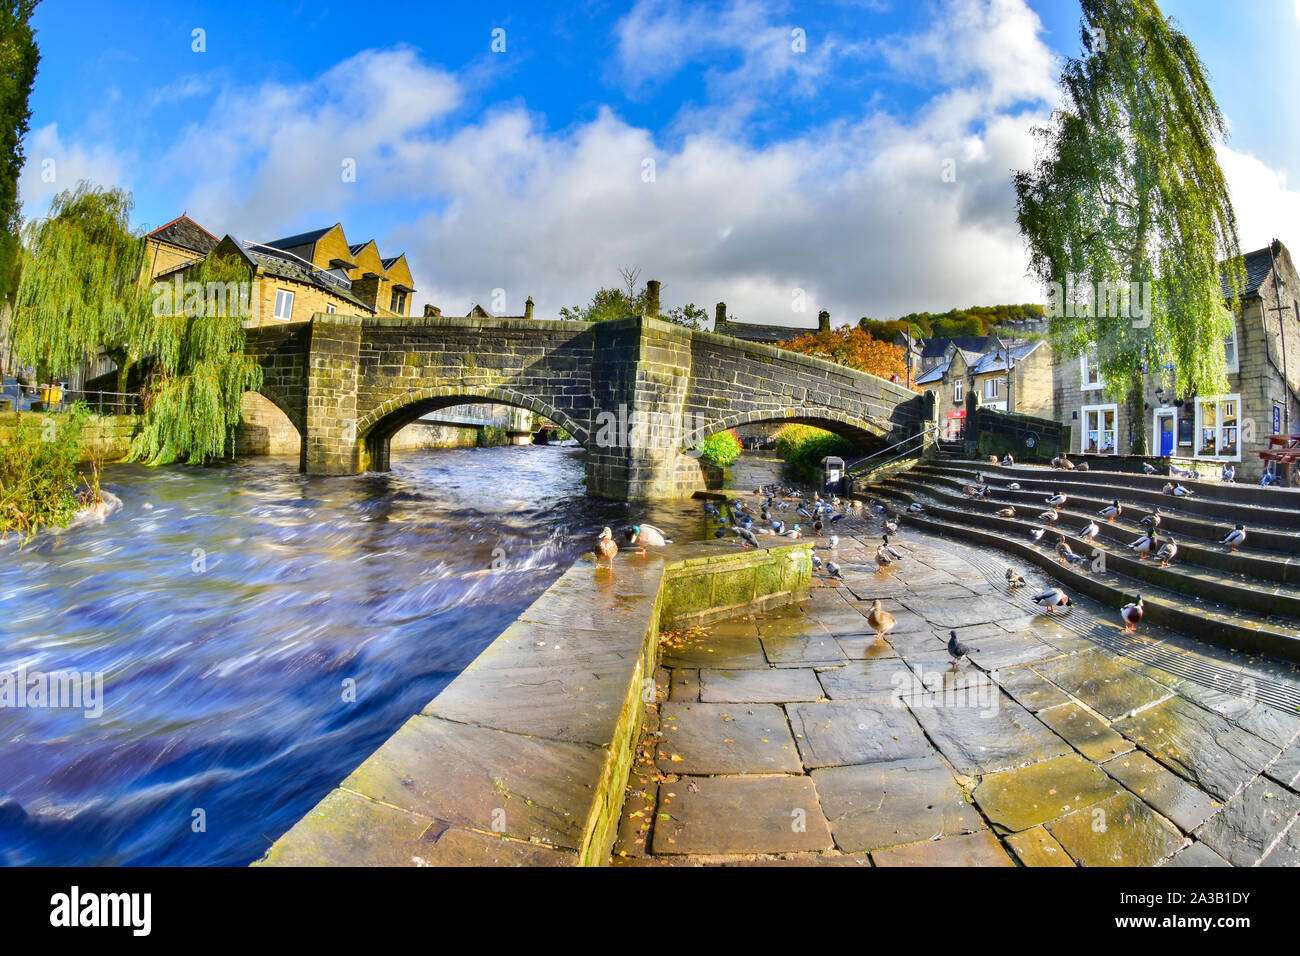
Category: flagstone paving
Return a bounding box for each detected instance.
[611,527,1300,866]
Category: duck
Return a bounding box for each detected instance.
[908,502,924,514]
[1001,454,1015,467]
[1079,520,1100,542]
[996,507,1016,518]
[1007,481,1021,491]
[947,630,976,669]
[874,542,896,573]
[1005,567,1027,588]
[1098,499,1122,522]
[961,484,981,497]
[1075,461,1090,472]
[988,455,999,464]
[1220,523,1247,552]
[1045,490,1068,507]
[623,524,672,556]
[1033,588,1073,613]
[1121,595,1144,633]
[1029,526,1046,543]
[596,527,619,567]
[1057,540,1091,569]
[883,518,898,535]
[1155,536,1178,567]
[867,599,895,640]
[1128,530,1158,559]
[1038,507,1061,522]
[781,524,803,539]
[1163,482,1195,497]
[880,534,904,560]
[1139,512,1162,529]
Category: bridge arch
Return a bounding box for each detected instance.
[678,406,894,453]
[355,385,590,471]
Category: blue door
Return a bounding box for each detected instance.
[1159,414,1174,456]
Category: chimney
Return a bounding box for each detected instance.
[423,304,442,317]
[645,279,660,317]
[818,310,830,333]
[715,302,727,326]
[524,295,534,320]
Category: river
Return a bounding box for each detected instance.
[0,445,786,866]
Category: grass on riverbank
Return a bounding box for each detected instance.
[0,403,102,542]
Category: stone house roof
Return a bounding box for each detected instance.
[713,317,817,343]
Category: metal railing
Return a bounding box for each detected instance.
[1,384,142,416]
[844,423,940,477]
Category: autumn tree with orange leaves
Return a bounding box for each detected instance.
[778,327,921,391]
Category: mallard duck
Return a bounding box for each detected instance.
[988,455,999,464]
[1039,507,1061,522]
[1005,567,1026,588]
[1052,454,1074,470]
[1155,537,1177,567]
[1045,490,1068,507]
[996,507,1016,518]
[1139,512,1162,529]
[1076,461,1090,472]
[1007,481,1021,490]
[1128,530,1157,558]
[624,524,672,555]
[874,543,895,573]
[883,518,898,534]
[947,630,976,669]
[908,502,924,514]
[1163,482,1195,497]
[961,484,981,497]
[596,527,618,567]
[1029,526,1046,543]
[1079,520,1100,542]
[1121,595,1144,632]
[1055,540,1076,564]
[1033,588,1073,613]
[868,599,895,640]
[1098,499,1122,522]
[880,534,903,560]
[1221,523,1247,551]
[1001,454,1015,466]
[781,524,803,539]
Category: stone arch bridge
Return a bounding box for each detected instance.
[244,313,929,500]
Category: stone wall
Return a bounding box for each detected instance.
[235,391,300,457]
[0,411,139,462]
[256,540,812,867]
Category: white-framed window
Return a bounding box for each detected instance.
[984,377,1000,400]
[1081,403,1118,454]
[1081,350,1102,390]
[1223,322,1238,373]
[273,289,295,321]
[326,304,337,314]
[953,379,963,403]
[1195,394,1241,460]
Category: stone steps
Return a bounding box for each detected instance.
[915,462,1300,549]
[861,482,1300,664]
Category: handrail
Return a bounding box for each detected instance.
[845,423,939,475]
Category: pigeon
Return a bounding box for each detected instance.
[811,555,823,570]
[826,561,843,580]
[1029,526,1046,543]
[1220,523,1247,552]
[1005,567,1026,588]
[1098,499,1122,522]
[1142,462,1158,475]
[947,630,977,669]
[1163,482,1195,497]
[1262,471,1281,487]
[1033,588,1073,613]
[868,600,895,640]
[1220,464,1236,482]
[828,534,839,550]
[770,519,786,535]
[736,526,760,550]
[1121,595,1144,632]
[1056,540,1091,569]
[713,527,728,538]
[1155,537,1178,567]
[829,513,844,524]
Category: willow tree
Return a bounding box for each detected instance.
[11,182,151,389]
[1013,0,1244,454]
[0,0,40,306]
[128,253,263,465]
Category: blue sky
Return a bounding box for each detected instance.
[19,0,1300,324]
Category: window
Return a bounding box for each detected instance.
[1195,395,1241,460]
[1081,403,1118,454]
[953,380,963,403]
[1224,323,1238,373]
[273,289,295,321]
[326,304,337,314]
[390,290,408,314]
[984,377,1000,400]
[1081,351,1102,389]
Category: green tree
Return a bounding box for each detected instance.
[0,0,39,306]
[128,253,263,465]
[559,267,704,330]
[11,182,151,390]
[1013,0,1243,454]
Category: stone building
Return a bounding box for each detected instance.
[1052,241,1300,480]
[917,338,1052,439]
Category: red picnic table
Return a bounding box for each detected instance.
[1257,434,1300,486]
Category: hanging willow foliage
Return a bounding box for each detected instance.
[128,254,263,465]
[11,182,151,386]
[1013,0,1245,454]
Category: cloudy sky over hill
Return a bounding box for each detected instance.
[19,0,1300,326]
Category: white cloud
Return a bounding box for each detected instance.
[18,123,130,219]
[1218,145,1300,253]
